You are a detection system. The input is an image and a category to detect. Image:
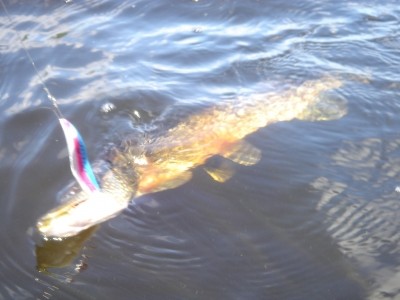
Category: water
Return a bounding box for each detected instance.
[1,0,400,299]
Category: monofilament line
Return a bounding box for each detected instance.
[0,0,64,119]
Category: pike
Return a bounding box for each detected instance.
[37,77,346,238]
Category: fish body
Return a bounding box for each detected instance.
[37,77,345,238]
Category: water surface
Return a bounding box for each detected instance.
[1,0,400,299]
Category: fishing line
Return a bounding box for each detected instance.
[0,0,100,193]
[1,2,100,296]
[0,0,63,119]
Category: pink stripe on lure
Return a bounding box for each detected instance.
[59,118,100,194]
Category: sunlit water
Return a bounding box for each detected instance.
[1,0,400,299]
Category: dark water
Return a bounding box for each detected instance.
[1,0,400,299]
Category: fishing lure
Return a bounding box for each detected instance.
[59,118,100,194]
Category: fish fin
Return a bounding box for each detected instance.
[149,171,193,193]
[222,140,261,166]
[204,159,235,183]
[297,93,347,121]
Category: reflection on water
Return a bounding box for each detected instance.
[36,226,97,271]
[312,136,400,297]
[1,0,400,299]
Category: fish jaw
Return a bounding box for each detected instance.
[37,190,128,239]
[37,161,136,239]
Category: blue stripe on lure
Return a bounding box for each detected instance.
[59,118,100,194]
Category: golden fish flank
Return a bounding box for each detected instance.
[36,77,346,238]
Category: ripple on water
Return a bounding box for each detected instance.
[1,0,400,298]
[311,136,400,297]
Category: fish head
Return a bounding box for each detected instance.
[37,165,137,239]
[297,77,347,121]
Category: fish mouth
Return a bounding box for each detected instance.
[37,156,137,239]
[37,190,128,239]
